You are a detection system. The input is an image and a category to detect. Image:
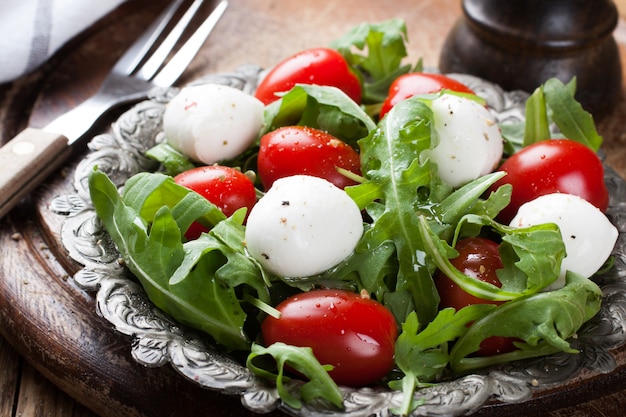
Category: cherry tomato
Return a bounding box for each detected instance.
[254,47,362,105]
[379,72,475,119]
[174,165,257,239]
[435,237,516,356]
[488,139,609,223]
[257,126,361,190]
[261,289,397,386]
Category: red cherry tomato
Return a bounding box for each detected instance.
[254,47,362,105]
[261,289,397,387]
[380,72,475,119]
[488,139,609,223]
[435,237,516,356]
[174,165,257,239]
[257,126,361,190]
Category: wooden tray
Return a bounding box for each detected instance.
[3,1,626,416]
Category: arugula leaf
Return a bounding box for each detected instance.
[543,77,603,151]
[331,18,408,81]
[330,19,418,103]
[123,171,226,234]
[261,84,376,146]
[323,237,397,295]
[88,169,267,351]
[522,77,603,151]
[433,171,507,229]
[145,142,196,176]
[450,271,603,373]
[343,96,513,325]
[418,214,566,301]
[246,342,344,410]
[456,214,565,292]
[345,97,441,324]
[418,215,519,302]
[499,122,526,155]
[390,305,494,415]
[523,85,551,146]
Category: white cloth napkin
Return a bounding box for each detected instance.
[0,0,128,84]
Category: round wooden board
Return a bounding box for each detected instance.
[3,1,626,416]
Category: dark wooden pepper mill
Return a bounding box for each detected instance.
[439,0,622,120]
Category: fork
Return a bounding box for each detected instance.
[0,0,229,220]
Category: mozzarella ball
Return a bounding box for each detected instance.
[245,175,363,277]
[424,94,504,188]
[510,193,618,289]
[163,83,264,164]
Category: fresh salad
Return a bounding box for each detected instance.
[87,19,619,415]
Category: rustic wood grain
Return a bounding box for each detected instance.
[0,337,20,416]
[14,364,94,417]
[2,0,626,416]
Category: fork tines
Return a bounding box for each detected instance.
[117,0,228,86]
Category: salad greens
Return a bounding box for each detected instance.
[419,214,566,301]
[330,19,421,103]
[247,342,345,410]
[345,97,444,324]
[510,77,603,152]
[390,305,494,415]
[87,18,610,414]
[388,270,601,416]
[449,271,602,373]
[260,84,376,145]
[145,143,195,176]
[339,96,566,325]
[89,170,268,350]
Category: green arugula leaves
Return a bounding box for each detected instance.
[345,97,441,324]
[389,271,601,415]
[89,170,267,351]
[330,18,420,103]
[449,271,602,374]
[261,84,376,146]
[247,342,344,410]
[511,78,604,152]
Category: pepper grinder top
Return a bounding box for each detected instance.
[439,0,622,119]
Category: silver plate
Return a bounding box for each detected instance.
[51,65,626,416]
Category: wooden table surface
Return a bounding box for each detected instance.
[3,0,626,416]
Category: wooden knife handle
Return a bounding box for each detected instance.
[0,128,72,220]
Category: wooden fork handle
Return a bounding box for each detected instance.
[0,128,72,220]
